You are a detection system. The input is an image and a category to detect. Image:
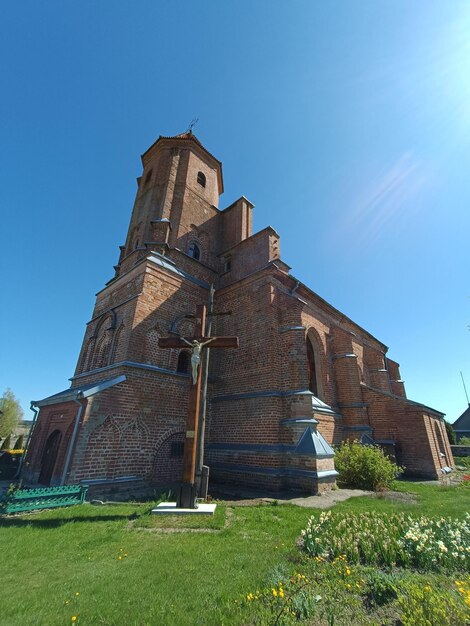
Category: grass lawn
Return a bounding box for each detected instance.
[0,482,469,625]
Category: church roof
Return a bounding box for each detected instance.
[453,405,470,431]
[32,375,126,407]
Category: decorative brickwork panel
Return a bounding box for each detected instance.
[80,416,120,479]
[152,431,185,486]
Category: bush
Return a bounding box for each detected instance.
[445,420,456,444]
[458,436,470,445]
[397,579,468,626]
[334,440,403,491]
[455,456,470,470]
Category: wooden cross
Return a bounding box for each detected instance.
[158,303,238,508]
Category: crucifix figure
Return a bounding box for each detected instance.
[158,304,238,508]
[181,337,215,385]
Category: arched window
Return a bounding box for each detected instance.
[434,422,447,458]
[188,241,200,260]
[307,338,319,396]
[176,350,190,374]
[197,171,206,188]
[306,328,324,399]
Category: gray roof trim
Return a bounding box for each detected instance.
[147,252,211,288]
[206,440,333,459]
[33,375,126,407]
[211,389,314,403]
[338,402,368,409]
[281,417,319,426]
[311,395,342,417]
[295,427,335,457]
[209,462,338,480]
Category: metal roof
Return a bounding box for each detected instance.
[32,375,126,407]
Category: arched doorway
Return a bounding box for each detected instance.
[38,430,62,485]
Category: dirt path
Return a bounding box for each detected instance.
[217,488,374,508]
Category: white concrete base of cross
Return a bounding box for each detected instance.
[151,501,217,516]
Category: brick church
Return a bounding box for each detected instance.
[23,131,454,495]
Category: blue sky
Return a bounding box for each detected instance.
[1,1,469,423]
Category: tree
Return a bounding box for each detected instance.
[0,389,23,439]
[444,420,456,445]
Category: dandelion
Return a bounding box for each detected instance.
[272,588,278,597]
[423,586,431,592]
[71,617,78,623]
[75,592,80,596]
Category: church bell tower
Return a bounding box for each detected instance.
[115,132,224,277]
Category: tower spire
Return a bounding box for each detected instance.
[186,118,199,134]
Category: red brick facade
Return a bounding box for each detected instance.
[23,132,454,493]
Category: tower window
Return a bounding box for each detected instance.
[188,241,201,260]
[197,171,206,188]
[176,350,190,374]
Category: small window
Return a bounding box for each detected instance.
[188,241,200,260]
[170,441,184,458]
[197,171,206,187]
[224,258,232,273]
[144,169,153,185]
[176,350,190,374]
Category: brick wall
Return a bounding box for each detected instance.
[26,131,449,495]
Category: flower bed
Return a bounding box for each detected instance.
[301,511,470,571]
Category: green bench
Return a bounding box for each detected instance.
[0,485,88,514]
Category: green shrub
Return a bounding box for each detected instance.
[364,569,398,606]
[455,455,470,470]
[397,580,468,626]
[445,420,456,444]
[334,440,403,491]
[458,436,470,445]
